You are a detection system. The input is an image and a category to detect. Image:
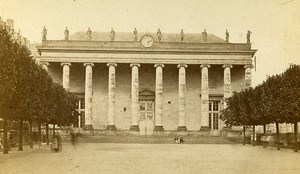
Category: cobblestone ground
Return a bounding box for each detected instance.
[0,143,300,174]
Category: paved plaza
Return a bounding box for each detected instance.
[1,142,300,174]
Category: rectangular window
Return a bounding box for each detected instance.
[80,98,85,109]
[209,113,212,129]
[213,113,219,129]
[80,112,85,127]
[208,100,220,130]
[213,101,219,111]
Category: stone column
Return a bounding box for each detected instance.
[223,64,233,130]
[83,63,94,130]
[244,65,253,88]
[177,64,188,131]
[223,65,233,106]
[61,62,71,91]
[41,62,49,72]
[200,64,211,130]
[154,64,165,131]
[107,63,117,131]
[130,63,140,131]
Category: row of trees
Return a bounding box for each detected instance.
[0,28,78,154]
[221,64,300,151]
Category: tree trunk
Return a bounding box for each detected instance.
[38,121,42,146]
[263,124,267,148]
[18,118,23,151]
[3,117,8,154]
[46,122,49,145]
[52,123,56,139]
[29,119,33,149]
[243,125,246,145]
[252,125,256,146]
[276,122,280,150]
[294,122,298,152]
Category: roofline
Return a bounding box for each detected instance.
[36,47,257,56]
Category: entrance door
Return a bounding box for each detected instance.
[139,101,154,136]
[209,101,220,136]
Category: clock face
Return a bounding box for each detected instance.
[141,35,154,48]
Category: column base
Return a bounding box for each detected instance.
[222,126,232,131]
[200,126,210,131]
[199,126,210,136]
[129,125,140,131]
[83,125,94,130]
[82,125,94,135]
[177,126,187,131]
[106,125,117,131]
[154,126,164,131]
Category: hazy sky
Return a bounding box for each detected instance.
[1,0,300,86]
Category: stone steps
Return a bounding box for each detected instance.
[78,135,235,144]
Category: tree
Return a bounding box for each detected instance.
[280,64,300,152]
[0,28,19,154]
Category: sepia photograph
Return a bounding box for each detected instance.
[0,0,300,173]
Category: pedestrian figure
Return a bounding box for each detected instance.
[52,135,59,152]
[71,131,76,146]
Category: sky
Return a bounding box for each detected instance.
[1,0,300,86]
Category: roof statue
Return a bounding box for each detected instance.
[246,30,252,43]
[225,29,229,42]
[11,28,15,36]
[110,28,115,41]
[133,28,138,41]
[202,29,207,42]
[7,26,11,33]
[64,27,69,40]
[3,22,6,30]
[86,28,92,40]
[180,29,184,41]
[42,26,47,40]
[157,28,162,42]
[17,30,21,43]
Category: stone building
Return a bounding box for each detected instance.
[37,29,256,136]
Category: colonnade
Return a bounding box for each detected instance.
[40,62,252,131]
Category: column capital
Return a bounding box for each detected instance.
[154,63,165,68]
[177,64,188,68]
[222,64,233,69]
[130,63,140,68]
[244,64,253,69]
[40,62,49,66]
[107,63,117,67]
[60,62,71,67]
[83,63,94,67]
[200,64,211,69]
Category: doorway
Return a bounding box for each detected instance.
[139,101,154,136]
[209,100,221,136]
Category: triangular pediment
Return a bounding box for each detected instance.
[139,89,155,96]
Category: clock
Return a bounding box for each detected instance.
[141,35,154,48]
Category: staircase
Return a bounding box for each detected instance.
[79,135,235,144]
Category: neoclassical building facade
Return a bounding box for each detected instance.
[37,30,256,136]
